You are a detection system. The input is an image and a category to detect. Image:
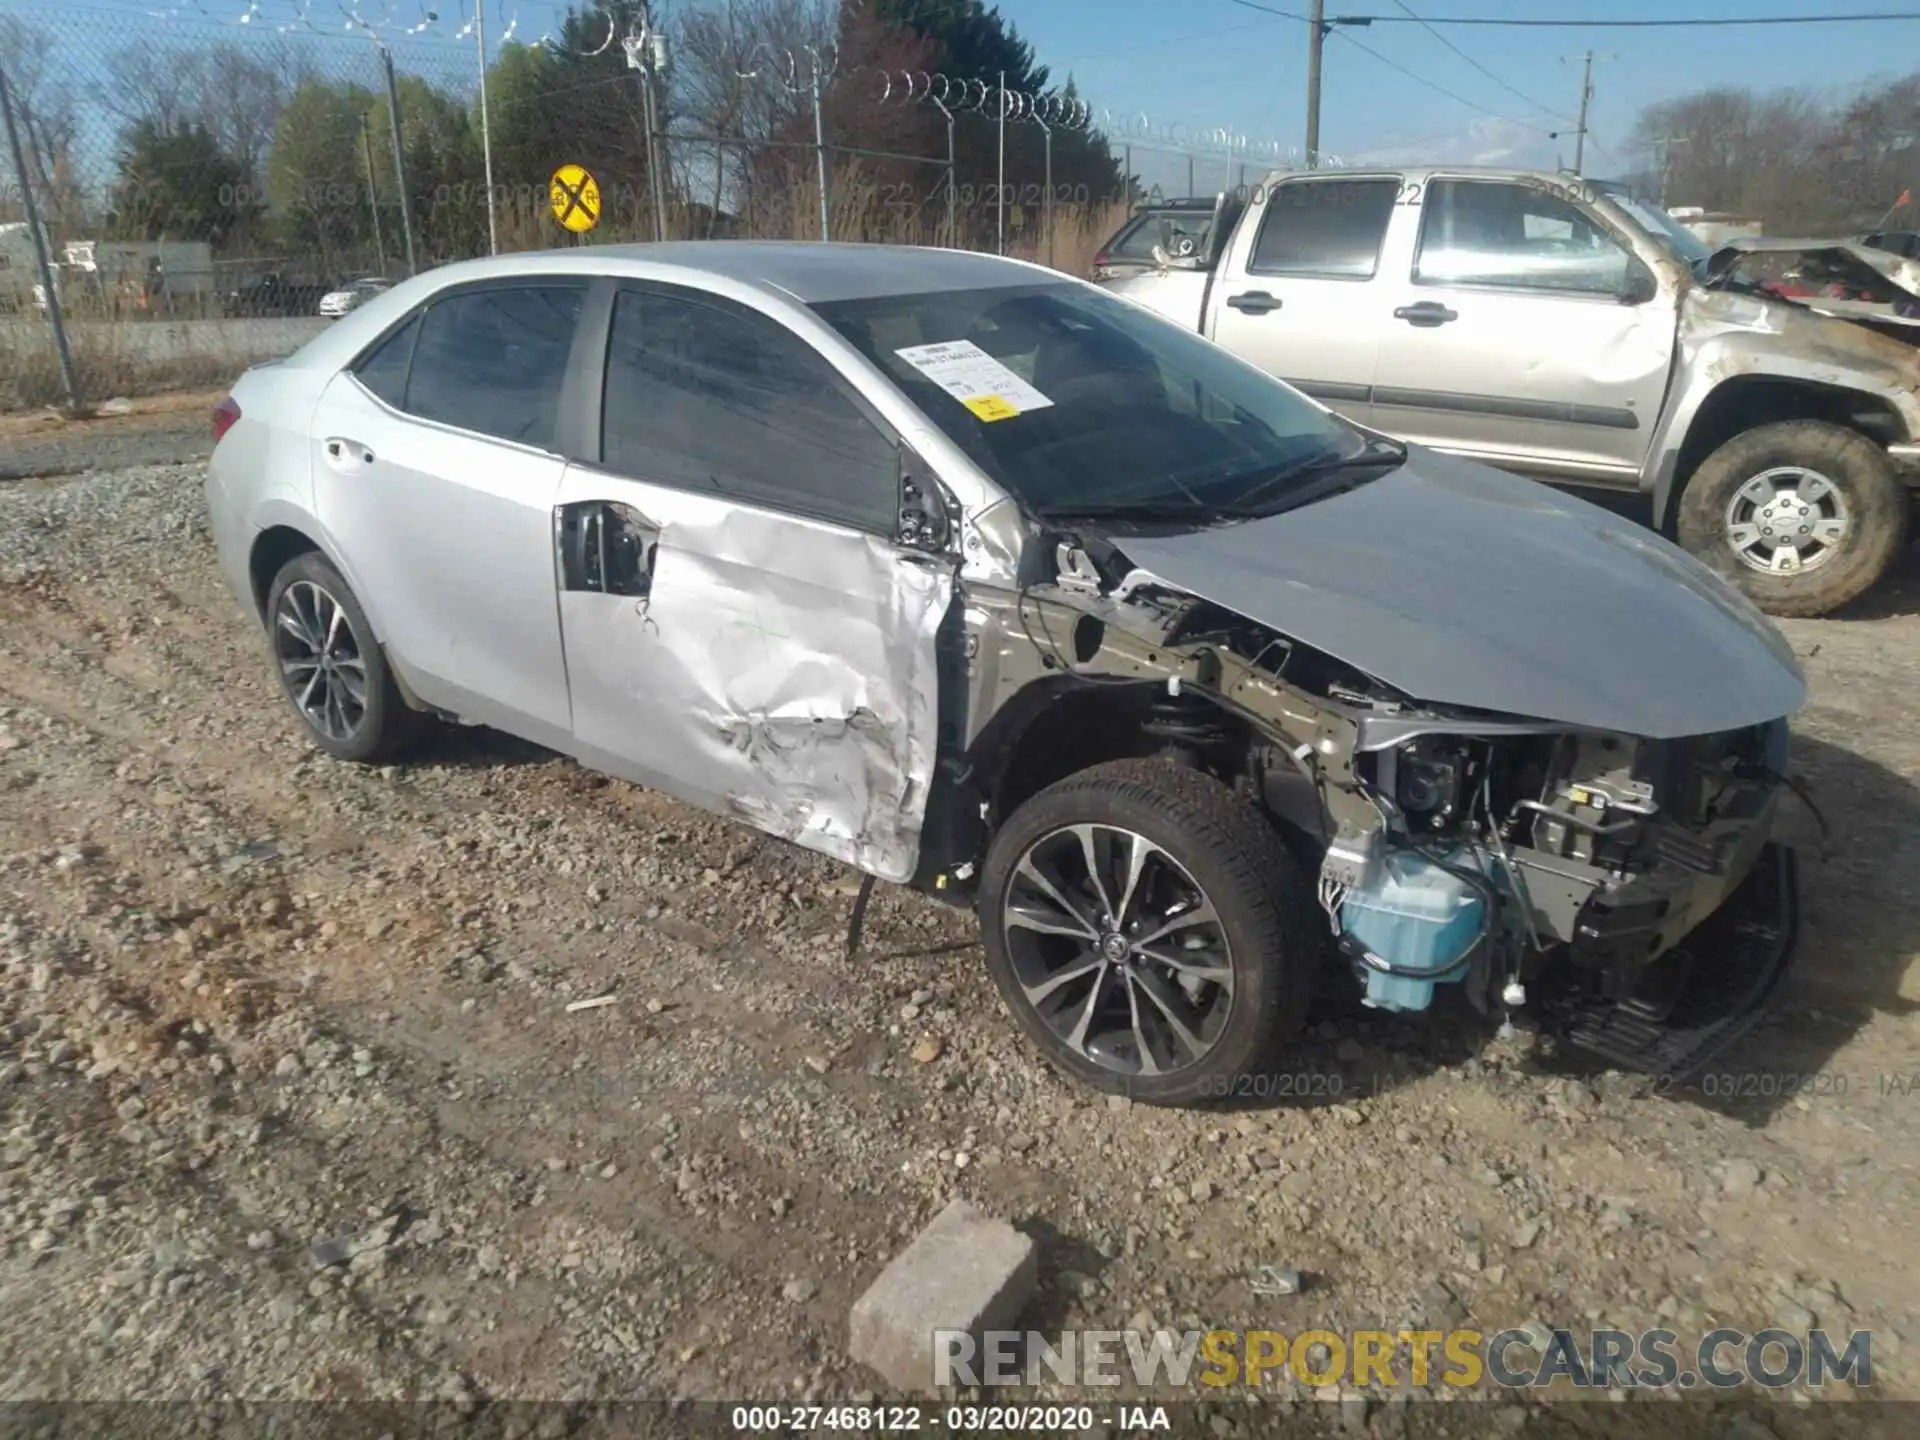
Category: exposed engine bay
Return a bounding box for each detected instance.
[956,531,1797,1070]
[1703,236,1920,345]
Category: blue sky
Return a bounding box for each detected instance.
[45,0,1920,185]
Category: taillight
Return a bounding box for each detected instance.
[211,396,241,444]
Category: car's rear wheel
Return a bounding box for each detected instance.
[265,553,418,763]
[1676,420,1908,617]
[978,759,1314,1107]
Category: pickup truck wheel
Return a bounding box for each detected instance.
[1677,420,1908,617]
[978,759,1314,1108]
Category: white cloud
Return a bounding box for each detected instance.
[1340,116,1564,171]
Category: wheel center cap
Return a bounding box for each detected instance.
[1100,932,1130,962]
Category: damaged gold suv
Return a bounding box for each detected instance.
[207,243,1805,1106]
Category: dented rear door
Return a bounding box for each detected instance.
[554,282,951,883]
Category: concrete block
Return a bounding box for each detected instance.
[848,1196,1038,1391]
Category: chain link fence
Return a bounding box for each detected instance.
[0,1,1297,411]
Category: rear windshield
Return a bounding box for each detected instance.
[813,281,1360,518]
[1104,209,1217,264]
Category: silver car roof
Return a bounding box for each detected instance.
[381,241,1065,306]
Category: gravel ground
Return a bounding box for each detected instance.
[1,440,1918,1437]
[0,394,217,483]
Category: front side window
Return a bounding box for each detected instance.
[600,287,900,534]
[1416,181,1631,294]
[402,284,585,448]
[815,280,1365,522]
[1248,178,1399,279]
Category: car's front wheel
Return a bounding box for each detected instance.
[1676,420,1909,617]
[979,759,1315,1107]
[265,553,419,763]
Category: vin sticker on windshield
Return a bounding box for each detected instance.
[893,340,1055,422]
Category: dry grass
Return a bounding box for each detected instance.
[0,323,251,414]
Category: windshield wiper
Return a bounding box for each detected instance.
[1225,436,1408,514]
[1034,498,1237,524]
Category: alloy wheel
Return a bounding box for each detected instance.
[1724,465,1850,576]
[273,580,367,743]
[1000,823,1235,1078]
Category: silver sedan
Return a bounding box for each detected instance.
[206,242,1803,1105]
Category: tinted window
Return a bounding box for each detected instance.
[404,285,584,447]
[816,281,1361,520]
[601,288,899,533]
[1249,179,1398,278]
[1416,180,1630,294]
[352,314,418,409]
[1106,209,1215,264]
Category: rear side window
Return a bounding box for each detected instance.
[600,287,899,533]
[1248,179,1398,279]
[352,314,418,409]
[402,285,585,448]
[1107,210,1213,264]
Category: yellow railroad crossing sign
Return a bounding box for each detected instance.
[549,163,601,233]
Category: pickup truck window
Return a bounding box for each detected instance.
[1414,180,1630,295]
[815,281,1361,521]
[1249,179,1398,280]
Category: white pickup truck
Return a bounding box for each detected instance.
[1100,165,1920,617]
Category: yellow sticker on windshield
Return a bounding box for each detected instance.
[963,395,1019,422]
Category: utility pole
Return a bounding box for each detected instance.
[810,59,829,242]
[625,17,669,243]
[1304,7,1370,170]
[360,113,386,273]
[1572,51,1594,173]
[996,70,1007,255]
[1306,0,1324,170]
[379,46,417,275]
[475,0,498,254]
[1552,52,1613,175]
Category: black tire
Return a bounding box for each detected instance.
[978,759,1315,1108]
[264,552,420,763]
[1676,420,1908,618]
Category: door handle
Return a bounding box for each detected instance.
[1393,302,1458,327]
[324,438,375,466]
[1226,290,1283,315]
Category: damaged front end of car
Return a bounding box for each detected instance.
[943,496,1801,1081]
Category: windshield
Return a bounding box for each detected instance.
[1601,185,1710,269]
[813,281,1365,519]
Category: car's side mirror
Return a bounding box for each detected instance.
[1620,259,1659,306]
[898,448,953,554]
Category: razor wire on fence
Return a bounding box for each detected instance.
[0,0,1330,410]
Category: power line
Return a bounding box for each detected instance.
[1229,1,1920,26]
[1384,0,1573,123]
[1329,26,1553,134]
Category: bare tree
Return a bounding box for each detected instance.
[1630,75,1920,233]
[0,16,82,234]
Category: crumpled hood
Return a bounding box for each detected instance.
[1112,448,1806,738]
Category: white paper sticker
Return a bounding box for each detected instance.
[893,339,1055,423]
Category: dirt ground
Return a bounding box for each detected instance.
[2,419,1918,1439]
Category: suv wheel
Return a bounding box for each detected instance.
[1676,420,1908,617]
[979,760,1314,1107]
[265,553,419,763]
